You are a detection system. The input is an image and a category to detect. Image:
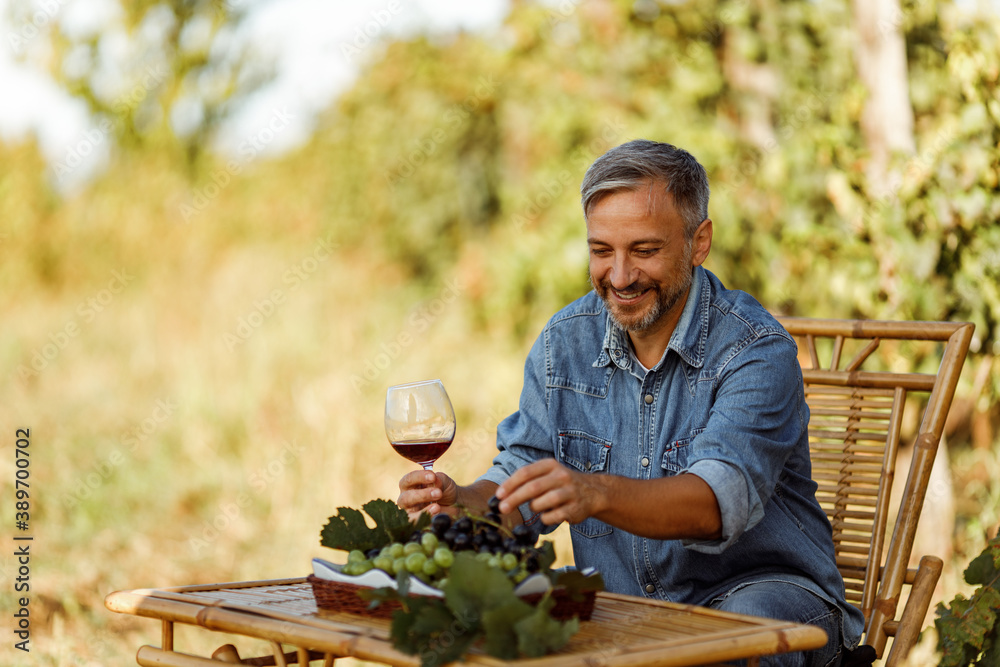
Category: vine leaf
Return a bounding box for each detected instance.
[390,596,474,667]
[935,535,1000,667]
[481,598,535,660]
[965,540,1000,585]
[387,552,585,666]
[319,498,428,553]
[514,597,579,658]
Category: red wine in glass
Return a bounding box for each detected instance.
[390,439,453,469]
[385,380,456,471]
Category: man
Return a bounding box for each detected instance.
[398,139,864,666]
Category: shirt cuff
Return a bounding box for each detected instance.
[476,466,547,530]
[477,465,510,488]
[681,459,750,554]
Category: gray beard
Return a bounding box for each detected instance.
[593,270,691,333]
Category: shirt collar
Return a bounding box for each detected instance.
[594,266,710,371]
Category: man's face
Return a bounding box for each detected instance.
[586,183,699,334]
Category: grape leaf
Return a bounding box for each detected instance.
[385,549,589,666]
[514,596,580,658]
[937,611,977,667]
[936,536,1000,667]
[978,634,1000,667]
[966,543,1000,586]
[480,597,536,660]
[960,595,997,651]
[319,498,428,553]
[356,571,412,612]
[444,552,517,618]
[555,569,605,601]
[390,596,476,667]
[537,541,557,572]
[364,498,430,546]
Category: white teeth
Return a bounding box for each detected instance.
[614,290,642,301]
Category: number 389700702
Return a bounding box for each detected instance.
[15,429,30,527]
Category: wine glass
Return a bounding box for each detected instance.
[385,379,456,471]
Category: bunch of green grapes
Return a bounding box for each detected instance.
[339,497,544,587]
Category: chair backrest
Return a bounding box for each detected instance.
[775,317,973,658]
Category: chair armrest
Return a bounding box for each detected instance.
[884,555,943,667]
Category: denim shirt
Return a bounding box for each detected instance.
[479,267,865,645]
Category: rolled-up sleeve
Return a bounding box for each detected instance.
[678,331,807,552]
[681,459,749,553]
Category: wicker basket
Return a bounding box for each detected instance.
[307,574,595,621]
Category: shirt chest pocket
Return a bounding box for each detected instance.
[661,427,704,475]
[557,430,613,538]
[661,433,698,475]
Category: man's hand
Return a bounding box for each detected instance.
[495,458,723,540]
[495,458,604,526]
[397,470,459,520]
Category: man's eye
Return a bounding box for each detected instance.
[590,248,611,257]
[635,248,657,256]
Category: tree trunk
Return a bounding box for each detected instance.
[851,0,916,197]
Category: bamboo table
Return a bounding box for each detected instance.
[105,577,828,666]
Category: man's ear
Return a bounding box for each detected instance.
[691,218,712,267]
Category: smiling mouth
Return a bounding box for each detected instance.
[612,288,649,302]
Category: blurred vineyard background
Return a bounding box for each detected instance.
[1,0,999,664]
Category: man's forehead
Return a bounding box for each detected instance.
[586,182,680,232]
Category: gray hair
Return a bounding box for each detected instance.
[580,139,710,238]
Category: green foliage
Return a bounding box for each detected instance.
[936,535,1000,666]
[320,499,429,554]
[388,552,579,667]
[555,567,606,600]
[301,0,1000,379]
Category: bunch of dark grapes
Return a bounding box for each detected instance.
[341,496,543,586]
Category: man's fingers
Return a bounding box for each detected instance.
[497,463,568,515]
[499,458,558,492]
[496,459,556,511]
[497,460,590,524]
[399,470,438,491]
[398,485,442,508]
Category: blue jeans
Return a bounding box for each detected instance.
[709,580,845,667]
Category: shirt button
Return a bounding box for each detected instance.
[613,350,622,358]
[641,456,650,467]
[644,394,654,404]
[645,584,655,594]
[585,461,592,471]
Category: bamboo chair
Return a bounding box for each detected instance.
[775,317,973,666]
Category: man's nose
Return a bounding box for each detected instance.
[610,255,637,289]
